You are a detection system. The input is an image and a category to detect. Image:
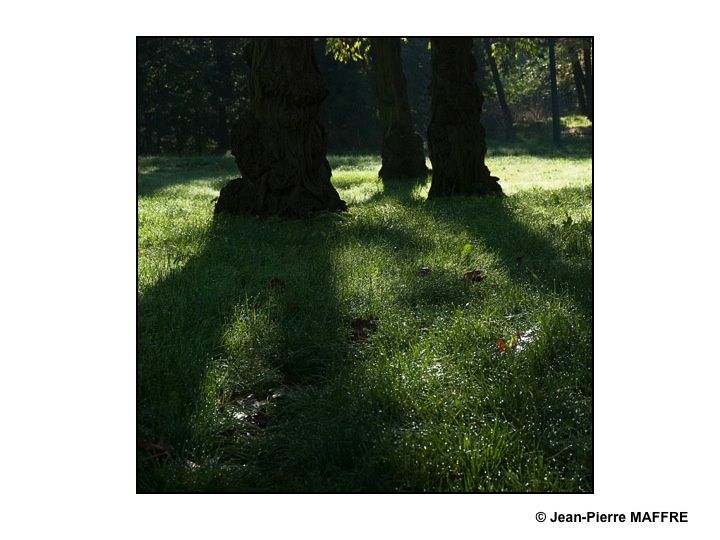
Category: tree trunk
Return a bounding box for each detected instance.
[572,57,588,117]
[583,41,593,122]
[215,38,346,218]
[427,38,502,198]
[549,38,562,145]
[369,38,428,180]
[210,38,233,154]
[483,38,514,138]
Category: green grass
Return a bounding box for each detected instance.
[138,140,592,492]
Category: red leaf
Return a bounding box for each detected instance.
[496,339,507,353]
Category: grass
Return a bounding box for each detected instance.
[137,133,592,492]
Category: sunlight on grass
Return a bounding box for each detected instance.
[138,144,592,493]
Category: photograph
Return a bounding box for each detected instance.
[137,36,593,493]
[5,2,720,537]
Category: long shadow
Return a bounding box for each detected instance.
[427,191,592,316]
[138,208,348,490]
[138,180,486,491]
[364,180,592,316]
[138,171,592,492]
[355,180,593,489]
[138,187,448,492]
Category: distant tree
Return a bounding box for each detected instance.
[548,37,562,145]
[326,37,428,179]
[572,54,588,117]
[215,38,346,217]
[369,38,428,180]
[317,39,380,152]
[582,39,593,121]
[482,38,514,138]
[427,38,502,198]
[562,37,592,122]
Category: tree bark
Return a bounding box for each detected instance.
[549,38,562,145]
[369,38,428,180]
[572,58,588,117]
[427,38,502,198]
[583,41,593,122]
[215,38,346,218]
[483,38,514,138]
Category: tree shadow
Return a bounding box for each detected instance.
[138,183,500,492]
[422,190,592,316]
[138,196,450,491]
[360,177,591,316]
[137,210,347,490]
[138,175,592,492]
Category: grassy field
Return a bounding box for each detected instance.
[138,130,592,492]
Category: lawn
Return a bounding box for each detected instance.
[137,136,592,492]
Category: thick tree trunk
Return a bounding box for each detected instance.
[483,38,514,138]
[427,38,502,198]
[215,38,346,218]
[210,38,233,154]
[583,42,593,122]
[369,38,428,180]
[572,58,588,117]
[549,38,562,145]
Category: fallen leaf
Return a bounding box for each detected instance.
[349,317,378,342]
[137,440,175,462]
[464,270,484,282]
[509,335,519,349]
[496,339,507,353]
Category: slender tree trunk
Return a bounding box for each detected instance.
[427,38,502,198]
[210,38,233,154]
[215,38,346,218]
[583,41,593,122]
[474,39,488,92]
[549,38,562,145]
[483,38,514,138]
[572,57,588,116]
[369,38,428,180]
